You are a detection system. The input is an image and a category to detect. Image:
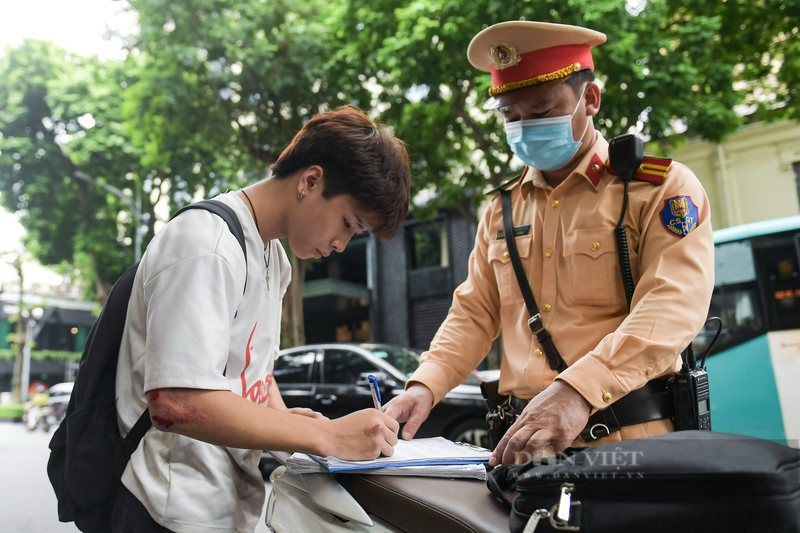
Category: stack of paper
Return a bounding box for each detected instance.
[286,437,491,480]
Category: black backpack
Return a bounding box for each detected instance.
[487,430,800,533]
[47,200,247,533]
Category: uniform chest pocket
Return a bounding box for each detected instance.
[488,235,532,305]
[563,228,623,306]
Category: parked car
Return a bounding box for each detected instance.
[260,343,494,477]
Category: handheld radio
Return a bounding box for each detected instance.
[669,317,722,431]
[670,346,711,431]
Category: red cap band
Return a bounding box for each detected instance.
[491,45,595,94]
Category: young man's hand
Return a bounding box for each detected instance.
[285,407,328,420]
[322,409,400,461]
[489,381,591,466]
[382,383,434,440]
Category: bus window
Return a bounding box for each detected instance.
[697,285,763,356]
[697,240,764,356]
[753,232,800,331]
[714,241,756,285]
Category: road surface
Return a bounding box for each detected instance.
[0,421,272,532]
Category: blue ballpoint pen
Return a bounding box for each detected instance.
[367,374,382,410]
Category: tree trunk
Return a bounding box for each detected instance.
[90,249,111,306]
[281,241,306,348]
[10,257,25,403]
[10,318,25,404]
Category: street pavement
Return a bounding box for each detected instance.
[0,421,272,532]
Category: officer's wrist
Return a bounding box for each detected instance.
[406,382,435,407]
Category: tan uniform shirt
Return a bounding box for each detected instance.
[408,133,715,443]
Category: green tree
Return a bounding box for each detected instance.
[330,0,800,224]
[0,40,141,301]
[3,0,798,337]
[126,0,372,345]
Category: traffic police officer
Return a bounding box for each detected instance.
[384,20,715,466]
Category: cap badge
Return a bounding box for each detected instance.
[489,42,521,71]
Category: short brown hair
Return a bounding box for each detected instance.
[271,106,411,240]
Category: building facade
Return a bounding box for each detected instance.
[671,120,800,230]
[371,211,476,351]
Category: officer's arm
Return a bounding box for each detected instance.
[556,163,715,410]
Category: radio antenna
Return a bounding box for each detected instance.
[700,317,723,368]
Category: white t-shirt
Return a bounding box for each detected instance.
[115,191,291,533]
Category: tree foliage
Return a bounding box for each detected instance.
[330,0,800,222]
[0,40,140,300]
[1,0,798,302]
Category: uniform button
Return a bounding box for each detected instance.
[592,164,601,174]
[545,249,553,258]
[535,349,544,357]
[542,304,552,312]
[591,241,600,251]
[503,251,509,259]
[646,368,654,377]
[602,391,612,403]
[551,200,560,208]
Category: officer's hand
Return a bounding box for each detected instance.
[489,381,591,466]
[382,383,434,440]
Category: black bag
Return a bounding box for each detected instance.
[47,200,247,533]
[487,431,800,533]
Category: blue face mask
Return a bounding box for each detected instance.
[504,85,589,171]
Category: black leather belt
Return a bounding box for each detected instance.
[580,378,673,441]
[481,378,673,443]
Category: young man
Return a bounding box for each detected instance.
[114,106,411,532]
[385,21,714,466]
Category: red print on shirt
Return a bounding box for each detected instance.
[240,322,273,405]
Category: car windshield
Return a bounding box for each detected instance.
[364,346,421,377]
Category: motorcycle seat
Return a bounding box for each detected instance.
[334,473,510,533]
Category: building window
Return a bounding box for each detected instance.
[407,221,448,270]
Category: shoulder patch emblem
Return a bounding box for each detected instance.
[660,196,698,237]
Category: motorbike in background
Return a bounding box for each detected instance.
[23,402,57,432]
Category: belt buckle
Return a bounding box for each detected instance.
[528,313,545,335]
[588,423,610,440]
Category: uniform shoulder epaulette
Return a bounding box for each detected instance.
[485,170,525,196]
[634,156,671,185]
[606,155,671,185]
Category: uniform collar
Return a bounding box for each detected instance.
[520,132,610,194]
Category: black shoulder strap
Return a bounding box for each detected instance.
[500,190,568,373]
[127,200,248,440]
[126,405,154,443]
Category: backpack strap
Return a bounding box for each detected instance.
[500,190,568,373]
[126,408,154,443]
